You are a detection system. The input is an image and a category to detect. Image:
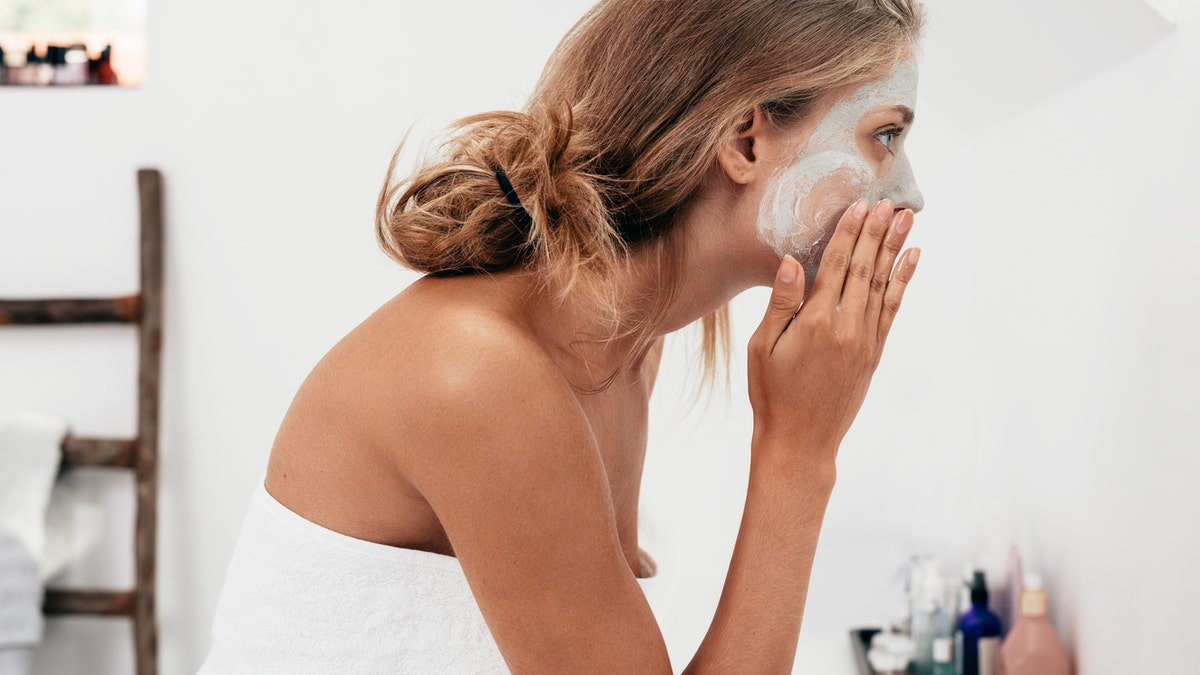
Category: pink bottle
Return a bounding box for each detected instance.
[998,574,1072,675]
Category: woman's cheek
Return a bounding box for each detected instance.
[758,151,874,276]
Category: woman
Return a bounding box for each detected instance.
[201,0,926,672]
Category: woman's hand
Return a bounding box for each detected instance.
[747,198,919,473]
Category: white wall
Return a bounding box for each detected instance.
[1,1,1195,673]
[957,3,1200,670]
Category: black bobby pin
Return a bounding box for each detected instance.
[494,169,535,235]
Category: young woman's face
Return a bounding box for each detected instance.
[757,59,924,282]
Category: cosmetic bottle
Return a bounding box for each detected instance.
[8,48,29,85]
[958,571,1003,675]
[997,575,1071,675]
[1007,545,1024,630]
[25,47,44,86]
[46,45,64,85]
[63,44,89,85]
[96,44,118,86]
[910,561,957,675]
[35,46,55,86]
[4,53,18,86]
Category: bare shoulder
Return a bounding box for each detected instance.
[317,274,586,474]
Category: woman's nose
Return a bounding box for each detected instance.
[884,153,924,213]
[897,185,925,214]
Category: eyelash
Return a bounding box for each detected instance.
[875,126,906,153]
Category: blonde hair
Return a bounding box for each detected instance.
[377,0,925,385]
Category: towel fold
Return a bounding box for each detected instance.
[0,531,41,675]
[0,531,41,648]
[0,412,68,674]
[0,413,67,558]
[41,475,105,584]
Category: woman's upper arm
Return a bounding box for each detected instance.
[394,330,671,674]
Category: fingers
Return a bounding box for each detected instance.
[877,247,921,343]
[864,209,914,324]
[838,200,896,315]
[751,255,807,355]
[810,199,868,301]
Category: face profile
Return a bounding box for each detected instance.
[757,59,924,282]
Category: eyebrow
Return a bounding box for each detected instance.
[893,105,915,125]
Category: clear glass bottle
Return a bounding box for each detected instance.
[911,560,958,675]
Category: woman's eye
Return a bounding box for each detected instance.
[875,127,904,151]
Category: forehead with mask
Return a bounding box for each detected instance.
[758,59,924,285]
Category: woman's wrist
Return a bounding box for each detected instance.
[749,431,838,493]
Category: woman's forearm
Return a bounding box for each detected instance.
[683,449,836,674]
[684,197,920,673]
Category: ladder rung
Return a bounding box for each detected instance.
[0,296,140,325]
[43,589,136,617]
[61,437,138,468]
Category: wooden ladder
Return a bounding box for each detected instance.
[0,168,163,675]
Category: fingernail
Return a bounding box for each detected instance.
[895,210,911,235]
[853,200,868,219]
[909,248,921,265]
[778,255,797,283]
[874,200,892,221]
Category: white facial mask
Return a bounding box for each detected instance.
[757,60,924,280]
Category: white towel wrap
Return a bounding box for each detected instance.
[199,481,670,674]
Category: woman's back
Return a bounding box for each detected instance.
[263,272,658,575]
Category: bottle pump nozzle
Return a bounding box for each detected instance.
[968,570,990,606]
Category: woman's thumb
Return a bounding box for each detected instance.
[758,255,806,344]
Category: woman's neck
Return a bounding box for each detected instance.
[525,183,769,384]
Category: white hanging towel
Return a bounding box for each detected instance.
[0,412,68,675]
[199,480,672,674]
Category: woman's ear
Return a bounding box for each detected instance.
[716,107,769,186]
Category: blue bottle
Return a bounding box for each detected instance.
[956,571,1004,675]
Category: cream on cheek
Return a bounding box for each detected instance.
[757,60,921,276]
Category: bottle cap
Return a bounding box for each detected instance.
[1020,573,1048,617]
[969,570,990,606]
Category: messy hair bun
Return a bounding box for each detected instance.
[376,102,626,302]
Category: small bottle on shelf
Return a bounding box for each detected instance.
[96,44,119,85]
[32,46,53,86]
[958,570,1004,675]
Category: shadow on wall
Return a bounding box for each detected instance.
[919,0,1175,127]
